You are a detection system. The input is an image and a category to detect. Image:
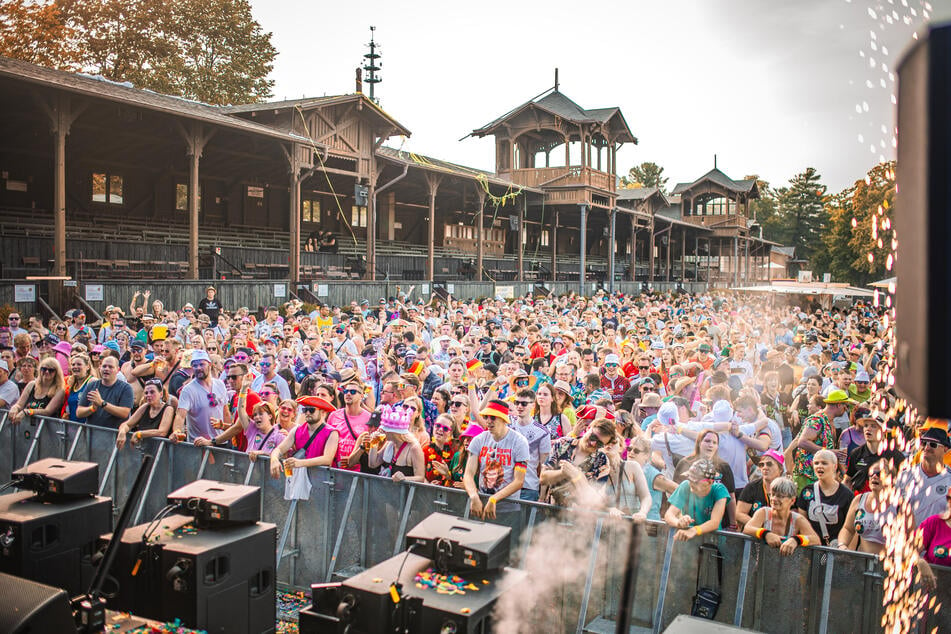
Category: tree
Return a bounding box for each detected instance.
[0,0,81,69]
[2,0,276,105]
[815,161,895,285]
[620,161,668,192]
[782,167,827,264]
[163,0,276,105]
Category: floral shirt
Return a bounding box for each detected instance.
[545,437,610,484]
[423,442,455,485]
[792,412,836,481]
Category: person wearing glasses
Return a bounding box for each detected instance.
[895,424,951,528]
[743,477,819,556]
[250,353,291,400]
[327,376,371,471]
[737,450,786,528]
[6,313,27,337]
[540,417,618,509]
[75,355,131,428]
[507,388,550,503]
[171,350,228,443]
[269,395,339,478]
[424,414,460,486]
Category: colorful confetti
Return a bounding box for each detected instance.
[413,568,482,596]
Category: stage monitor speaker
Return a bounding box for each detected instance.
[404,512,510,573]
[0,572,75,634]
[0,490,112,596]
[895,22,951,417]
[13,458,99,498]
[167,479,261,526]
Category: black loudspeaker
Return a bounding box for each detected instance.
[160,520,276,634]
[0,571,75,633]
[404,512,511,573]
[0,490,112,596]
[895,22,951,417]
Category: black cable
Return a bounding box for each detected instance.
[393,542,418,589]
[141,504,177,544]
[0,480,17,494]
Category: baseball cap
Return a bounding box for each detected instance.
[604,354,620,365]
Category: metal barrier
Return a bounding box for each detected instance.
[1,413,948,633]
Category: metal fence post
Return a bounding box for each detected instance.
[733,539,752,627]
[327,477,359,582]
[651,528,676,634]
[575,517,604,634]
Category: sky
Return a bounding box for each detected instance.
[250,0,950,193]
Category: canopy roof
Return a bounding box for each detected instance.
[671,168,759,197]
[731,281,875,298]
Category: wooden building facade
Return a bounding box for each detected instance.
[0,56,779,303]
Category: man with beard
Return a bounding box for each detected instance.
[173,350,228,443]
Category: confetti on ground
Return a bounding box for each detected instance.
[276,589,310,622]
[413,568,482,596]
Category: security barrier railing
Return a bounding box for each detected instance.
[0,411,946,634]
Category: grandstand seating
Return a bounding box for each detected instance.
[0,206,614,281]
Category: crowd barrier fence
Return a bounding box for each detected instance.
[0,411,944,634]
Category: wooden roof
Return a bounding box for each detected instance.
[222,93,412,138]
[0,56,316,146]
[469,89,637,143]
[377,146,544,193]
[671,168,759,197]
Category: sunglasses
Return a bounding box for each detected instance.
[641,387,657,393]
[605,363,619,368]
[258,361,271,367]
[234,355,249,362]
[514,400,532,407]
[260,391,275,398]
[225,373,244,381]
[8,317,19,321]
[55,326,66,331]
[435,424,452,433]
[207,347,218,352]
[341,388,360,396]
[515,379,529,387]
[40,367,56,374]
[301,407,317,414]
[405,406,419,413]
[450,401,467,408]
[206,393,219,408]
[279,406,295,413]
[923,441,944,449]
[588,436,606,448]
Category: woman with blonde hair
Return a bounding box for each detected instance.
[276,399,299,431]
[63,353,93,422]
[369,404,425,483]
[8,357,66,423]
[402,395,430,447]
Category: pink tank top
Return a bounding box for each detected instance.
[293,423,334,460]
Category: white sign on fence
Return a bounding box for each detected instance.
[316,284,329,297]
[13,284,35,302]
[273,283,286,298]
[421,283,430,296]
[447,283,455,294]
[496,284,514,299]
[85,284,104,302]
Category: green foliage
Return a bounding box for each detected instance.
[1,0,276,105]
[781,167,828,264]
[815,161,895,285]
[620,161,668,192]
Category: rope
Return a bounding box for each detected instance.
[295,107,358,246]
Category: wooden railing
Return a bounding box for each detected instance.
[510,166,614,191]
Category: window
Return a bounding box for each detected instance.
[92,172,123,204]
[302,199,320,223]
[351,205,367,228]
[176,183,201,212]
[540,230,550,247]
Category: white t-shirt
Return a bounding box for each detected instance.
[507,420,551,492]
[896,464,951,527]
[177,378,228,441]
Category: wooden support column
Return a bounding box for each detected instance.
[387,192,396,241]
[551,209,559,282]
[648,219,656,282]
[733,235,739,286]
[517,194,526,281]
[578,204,588,294]
[425,174,442,282]
[630,217,637,282]
[282,142,312,288]
[178,122,213,280]
[475,187,486,281]
[680,229,686,282]
[608,209,616,293]
[665,229,672,283]
[366,181,375,281]
[745,237,751,285]
[35,93,86,309]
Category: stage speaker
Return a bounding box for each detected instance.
[895,22,951,417]
[0,572,75,633]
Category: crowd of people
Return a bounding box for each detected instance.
[1,286,949,580]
